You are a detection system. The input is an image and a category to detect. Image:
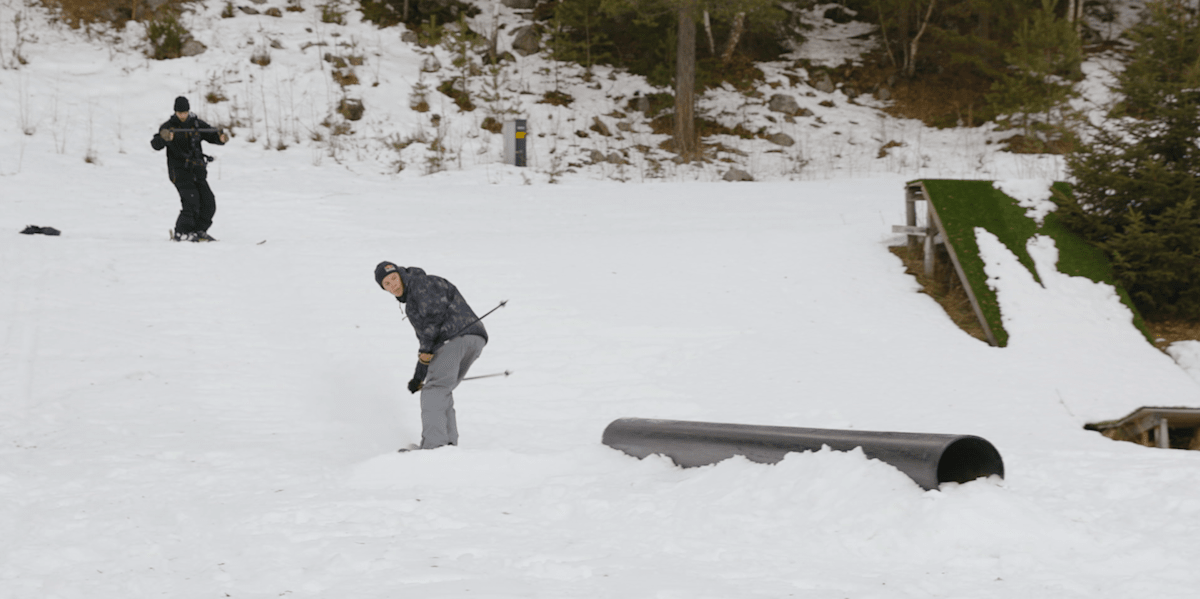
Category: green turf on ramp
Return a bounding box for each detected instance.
[916,179,1150,347]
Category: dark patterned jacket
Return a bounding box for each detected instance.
[150,114,224,180]
[396,267,488,354]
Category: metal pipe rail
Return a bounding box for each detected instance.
[602,418,1005,490]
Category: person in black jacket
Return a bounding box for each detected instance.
[375,261,488,450]
[151,96,228,242]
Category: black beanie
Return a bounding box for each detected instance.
[174,96,190,112]
[375,261,401,288]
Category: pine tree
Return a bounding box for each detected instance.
[550,0,615,73]
[985,0,1082,148]
[1060,0,1200,319]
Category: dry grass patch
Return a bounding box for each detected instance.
[882,64,997,129]
[889,245,988,344]
[1146,320,1200,353]
[538,90,574,107]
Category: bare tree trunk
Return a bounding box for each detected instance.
[675,0,698,159]
[703,11,716,55]
[1066,0,1083,35]
[585,8,592,70]
[903,0,936,78]
[875,0,897,68]
[721,12,745,64]
[403,0,410,23]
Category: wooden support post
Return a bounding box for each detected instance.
[1158,418,1170,449]
[905,184,921,254]
[924,200,936,278]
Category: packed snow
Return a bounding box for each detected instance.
[3,1,1200,597]
[993,179,1057,226]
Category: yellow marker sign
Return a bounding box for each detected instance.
[515,132,526,139]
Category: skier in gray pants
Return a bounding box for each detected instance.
[375,261,488,450]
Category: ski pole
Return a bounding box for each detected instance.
[414,369,510,392]
[463,370,512,382]
[162,128,223,133]
[441,300,508,343]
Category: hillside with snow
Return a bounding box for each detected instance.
[4,1,1200,597]
[1,0,1084,182]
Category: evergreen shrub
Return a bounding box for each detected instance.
[358,0,479,32]
[1060,0,1200,320]
[147,12,187,59]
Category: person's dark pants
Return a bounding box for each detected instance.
[172,168,216,234]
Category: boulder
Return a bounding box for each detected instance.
[635,95,651,116]
[180,39,207,57]
[511,26,540,56]
[401,30,419,45]
[768,94,800,115]
[767,133,795,147]
[338,98,365,121]
[420,55,441,73]
[591,116,612,137]
[875,86,892,102]
[814,72,835,94]
[723,168,753,182]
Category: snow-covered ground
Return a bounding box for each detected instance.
[4,1,1200,597]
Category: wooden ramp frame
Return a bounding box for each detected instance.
[895,181,999,347]
[1086,407,1200,450]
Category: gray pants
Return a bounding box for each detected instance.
[420,335,486,449]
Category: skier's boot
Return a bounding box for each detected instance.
[193,230,218,242]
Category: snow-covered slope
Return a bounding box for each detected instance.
[0,0,1071,182]
[4,1,1200,597]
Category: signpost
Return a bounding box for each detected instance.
[502,119,527,167]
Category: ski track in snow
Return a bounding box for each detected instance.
[3,1,1200,597]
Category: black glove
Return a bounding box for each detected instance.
[408,361,429,394]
